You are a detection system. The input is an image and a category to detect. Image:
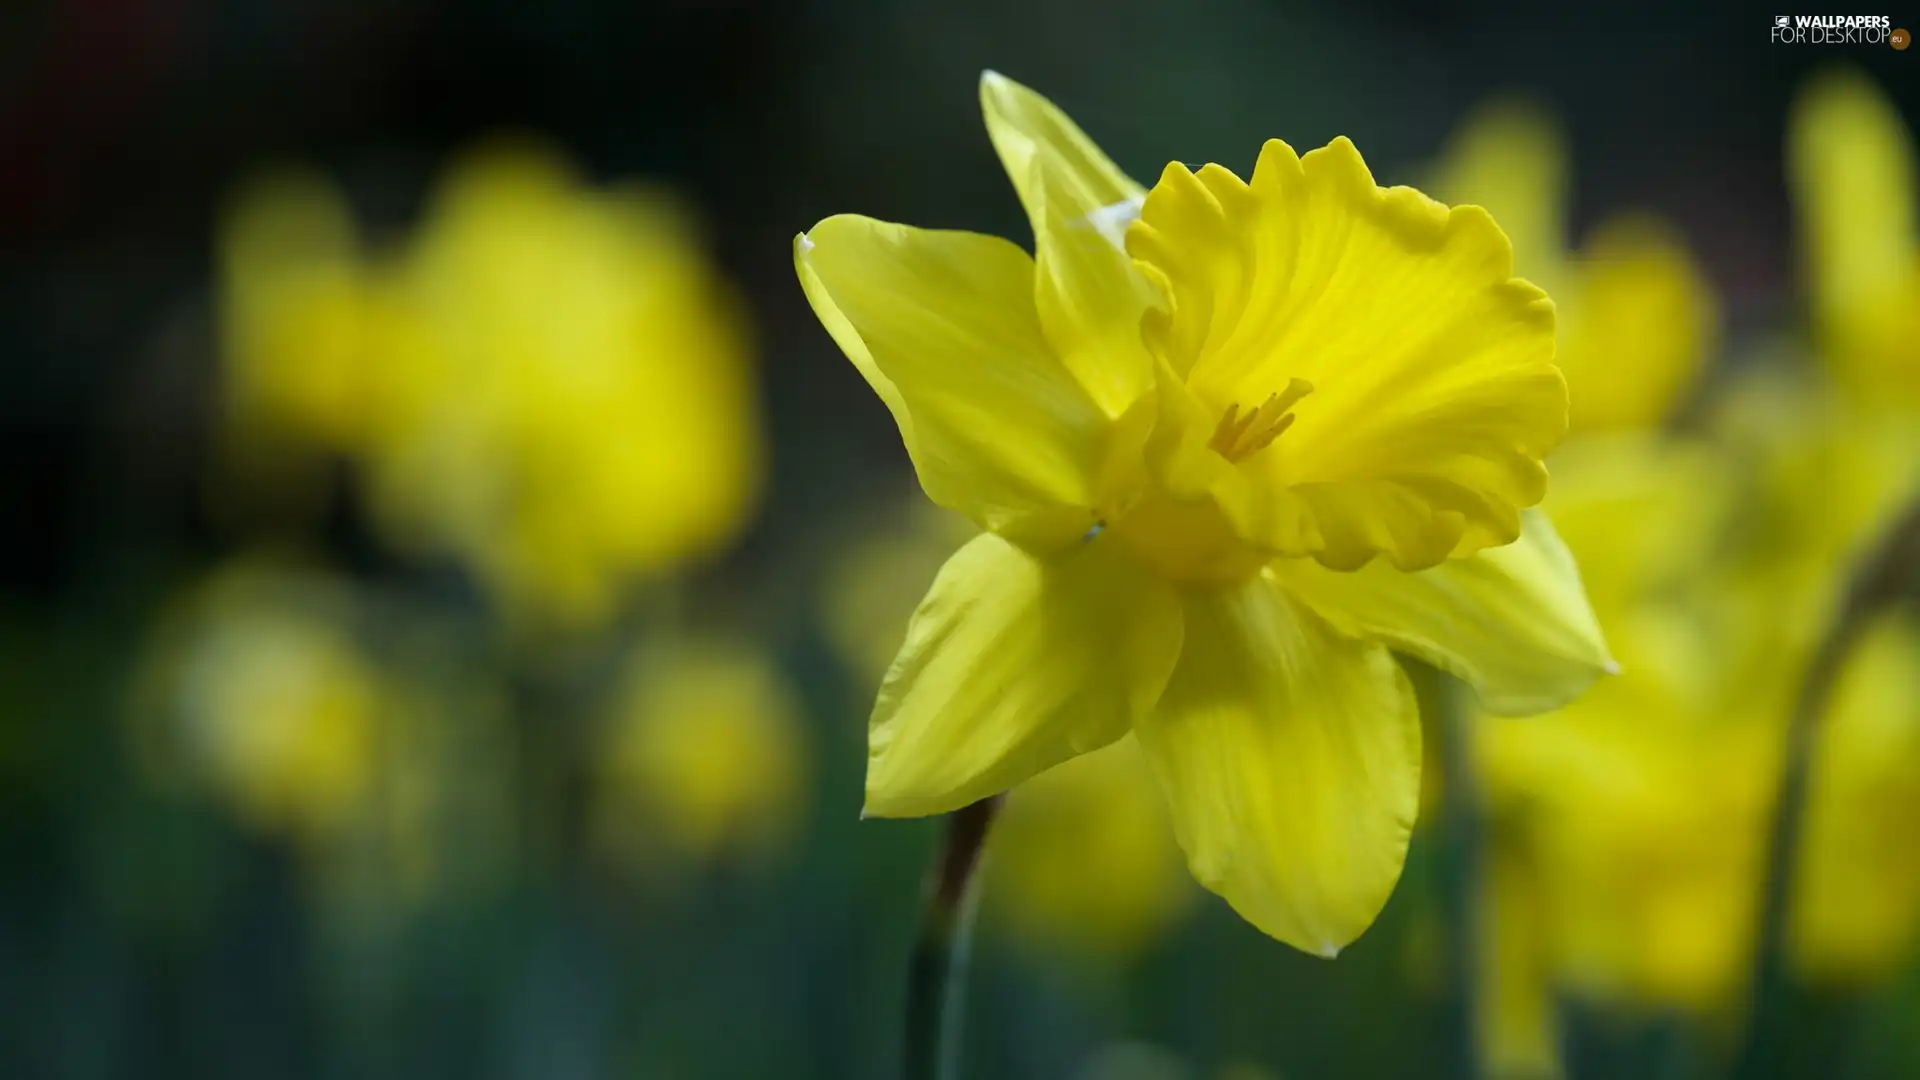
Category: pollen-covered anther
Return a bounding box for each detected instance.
[1206,378,1314,464]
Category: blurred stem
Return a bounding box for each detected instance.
[1732,494,1920,1080]
[901,796,1001,1080]
[1429,665,1486,1080]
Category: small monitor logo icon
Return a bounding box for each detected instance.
[1775,15,1792,27]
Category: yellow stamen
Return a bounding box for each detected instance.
[1206,378,1314,463]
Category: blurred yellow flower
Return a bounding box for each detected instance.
[1790,614,1920,982]
[1476,416,1920,1075]
[1472,436,1743,1072]
[987,737,1193,958]
[135,566,382,840]
[218,142,764,631]
[797,71,1609,955]
[1556,217,1717,433]
[1789,69,1920,406]
[131,564,518,908]
[1522,434,1732,624]
[591,641,810,870]
[1712,375,1920,984]
[1432,102,1718,434]
[1482,667,1769,1021]
[219,173,387,457]
[369,145,763,629]
[1712,370,1920,641]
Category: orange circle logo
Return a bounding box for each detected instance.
[1895,27,1912,49]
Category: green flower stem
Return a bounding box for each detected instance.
[1733,494,1920,1080]
[901,796,1001,1080]
[1430,666,1486,1080]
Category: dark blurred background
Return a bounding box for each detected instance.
[3,3,1918,1078]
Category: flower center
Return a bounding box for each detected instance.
[1109,488,1268,587]
[1205,378,1314,464]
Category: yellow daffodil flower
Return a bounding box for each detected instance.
[591,641,810,871]
[1432,102,1718,435]
[797,72,1610,955]
[1789,69,1920,407]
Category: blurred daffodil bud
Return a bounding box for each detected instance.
[1789,69,1920,407]
[1433,102,1718,434]
[1556,216,1718,433]
[219,171,383,456]
[591,642,810,873]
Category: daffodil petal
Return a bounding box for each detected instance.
[797,215,1116,550]
[1135,576,1420,954]
[980,70,1154,417]
[865,532,1183,818]
[1127,138,1564,571]
[1270,509,1612,716]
